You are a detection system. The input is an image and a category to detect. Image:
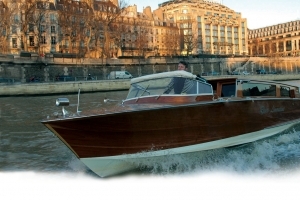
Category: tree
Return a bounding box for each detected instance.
[30,1,53,55]
[91,0,128,60]
[57,0,91,57]
[17,0,39,52]
[164,26,180,56]
[179,18,198,56]
[0,1,14,53]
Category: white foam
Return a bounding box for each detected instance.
[1,171,300,200]
[134,130,300,176]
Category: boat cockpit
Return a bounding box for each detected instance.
[122,71,300,105]
[123,71,213,104]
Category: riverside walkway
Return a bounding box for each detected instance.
[1,74,300,96]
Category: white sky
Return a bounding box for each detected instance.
[127,0,300,29]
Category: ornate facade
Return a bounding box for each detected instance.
[154,0,248,55]
[248,20,300,57]
[0,0,247,57]
[119,5,179,57]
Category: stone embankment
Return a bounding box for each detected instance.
[1,74,300,96]
[0,79,130,96]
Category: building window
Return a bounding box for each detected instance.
[12,26,17,34]
[50,14,56,23]
[13,14,19,23]
[213,30,218,37]
[40,36,46,44]
[182,9,188,14]
[12,38,17,48]
[40,25,45,32]
[29,24,34,32]
[51,26,56,33]
[65,40,69,48]
[51,36,56,45]
[29,36,34,46]
[197,16,201,22]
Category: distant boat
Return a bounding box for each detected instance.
[42,71,300,177]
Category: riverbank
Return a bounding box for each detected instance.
[0,79,130,96]
[1,74,300,96]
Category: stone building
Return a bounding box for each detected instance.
[0,0,247,57]
[154,0,248,55]
[248,20,300,57]
[119,5,179,57]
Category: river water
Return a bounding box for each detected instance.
[1,83,300,200]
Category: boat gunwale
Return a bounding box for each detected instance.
[41,97,300,123]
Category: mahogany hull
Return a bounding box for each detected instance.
[42,98,300,159]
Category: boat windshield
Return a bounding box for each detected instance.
[126,76,213,99]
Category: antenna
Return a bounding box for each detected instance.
[77,88,81,113]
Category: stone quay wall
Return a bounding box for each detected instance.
[1,73,300,96]
[1,55,300,84]
[1,56,300,96]
[0,56,253,83]
[1,56,300,83]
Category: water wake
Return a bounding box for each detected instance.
[135,128,300,176]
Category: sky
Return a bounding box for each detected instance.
[127,0,300,29]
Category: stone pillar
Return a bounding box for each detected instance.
[44,67,49,82]
[219,62,224,75]
[63,67,68,75]
[21,67,26,83]
[251,62,254,73]
[190,64,193,73]
[137,66,142,77]
[83,68,88,78]
[103,67,108,79]
[211,63,214,73]
[153,64,156,74]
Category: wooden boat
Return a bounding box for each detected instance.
[42,71,300,177]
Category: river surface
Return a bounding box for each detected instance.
[1,83,300,200]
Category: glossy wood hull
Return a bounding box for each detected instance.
[79,121,298,177]
[42,98,300,160]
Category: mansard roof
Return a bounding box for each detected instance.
[159,0,235,13]
[56,0,92,14]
